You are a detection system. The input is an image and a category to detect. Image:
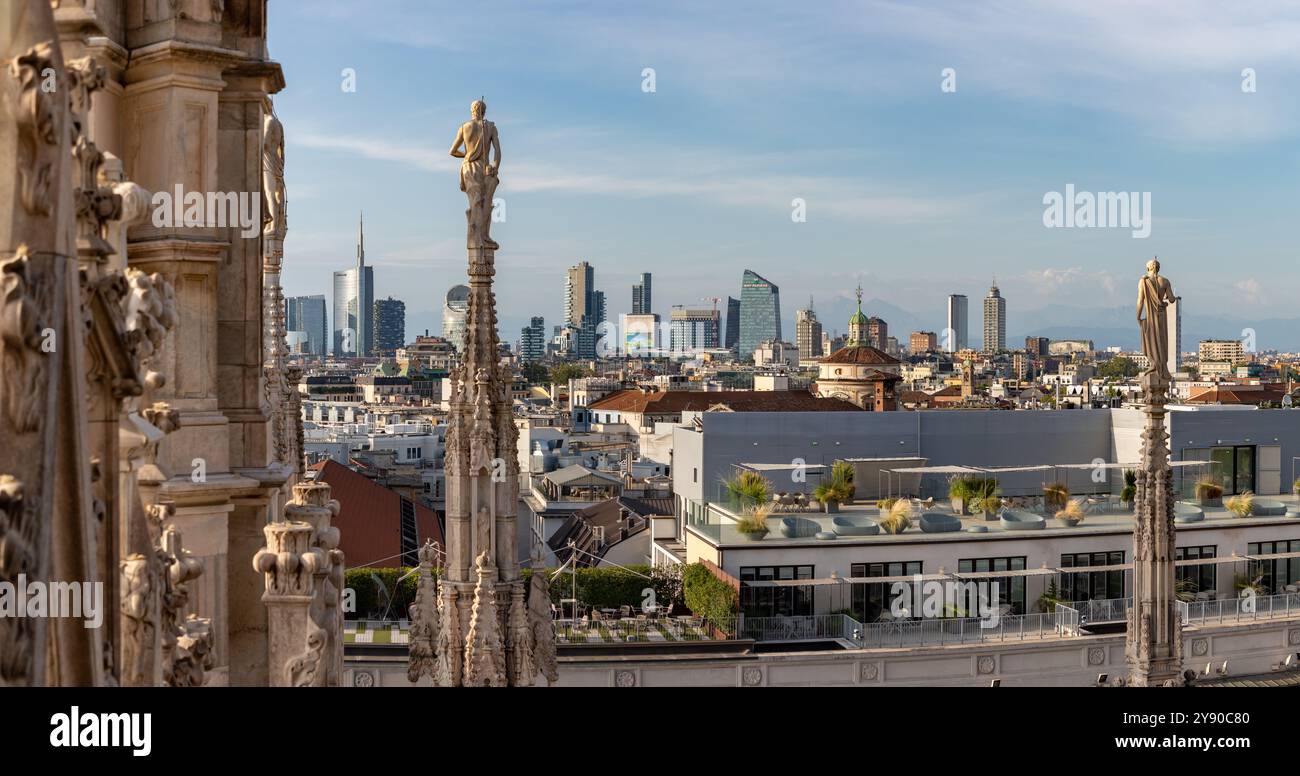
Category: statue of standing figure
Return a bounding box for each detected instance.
[1136,257,1176,382]
[449,99,501,249]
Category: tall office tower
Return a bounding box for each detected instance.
[982,282,1006,353]
[946,293,968,353]
[909,330,937,354]
[1025,336,1050,357]
[669,306,721,353]
[795,299,823,359]
[373,296,406,354]
[632,272,652,315]
[738,269,781,361]
[286,294,327,356]
[519,316,546,362]
[725,296,741,353]
[333,212,374,356]
[867,316,888,351]
[443,284,470,353]
[1167,296,1182,375]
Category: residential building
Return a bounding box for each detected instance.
[632,272,652,315]
[669,306,721,354]
[867,316,889,352]
[909,330,937,354]
[753,340,798,368]
[520,316,546,362]
[372,296,406,354]
[1025,336,1050,357]
[796,302,823,359]
[1200,339,1245,364]
[983,282,1006,353]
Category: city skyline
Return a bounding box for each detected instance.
[270,1,1300,350]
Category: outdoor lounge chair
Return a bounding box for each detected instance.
[831,515,880,536]
[1000,510,1045,531]
[919,512,962,533]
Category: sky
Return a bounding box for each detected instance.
[269,0,1300,349]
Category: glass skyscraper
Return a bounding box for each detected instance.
[333,213,373,357]
[286,294,327,356]
[738,269,780,361]
[725,296,740,353]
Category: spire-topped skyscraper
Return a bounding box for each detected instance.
[332,211,374,356]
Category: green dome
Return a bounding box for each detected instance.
[847,308,869,326]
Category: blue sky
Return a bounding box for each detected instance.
[271,0,1300,346]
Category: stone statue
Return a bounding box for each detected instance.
[262,108,287,248]
[449,99,501,250]
[1136,258,1175,380]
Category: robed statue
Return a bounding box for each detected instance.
[449,99,501,249]
[1136,258,1176,381]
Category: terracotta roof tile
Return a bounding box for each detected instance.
[819,345,901,365]
[315,460,444,569]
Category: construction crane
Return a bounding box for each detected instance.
[700,296,722,312]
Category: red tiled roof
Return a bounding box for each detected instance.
[587,389,862,413]
[315,460,444,569]
[1187,386,1291,405]
[819,344,901,365]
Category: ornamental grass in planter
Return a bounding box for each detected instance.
[878,500,913,535]
[1226,491,1254,518]
[734,505,772,540]
[1043,482,1070,513]
[1195,475,1225,507]
[1054,498,1086,527]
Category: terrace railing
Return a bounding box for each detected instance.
[1180,592,1300,625]
[1064,597,1130,624]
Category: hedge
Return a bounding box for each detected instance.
[682,563,738,624]
[344,563,681,619]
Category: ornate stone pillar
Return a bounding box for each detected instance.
[252,514,323,687]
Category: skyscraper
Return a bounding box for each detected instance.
[724,296,741,353]
[519,316,546,362]
[669,306,720,353]
[443,284,470,353]
[945,294,968,353]
[333,212,373,356]
[795,299,823,359]
[1166,296,1182,375]
[983,282,1006,353]
[286,294,327,356]
[373,296,406,354]
[564,261,603,358]
[738,269,780,361]
[632,272,652,315]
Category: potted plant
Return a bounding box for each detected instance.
[830,461,856,504]
[734,505,771,541]
[1120,468,1137,510]
[814,480,843,514]
[1054,497,1086,527]
[722,470,772,511]
[1293,477,1300,497]
[878,499,913,535]
[1194,475,1224,508]
[967,481,1003,521]
[1037,580,1064,613]
[1226,490,1254,518]
[1043,482,1069,513]
[876,497,898,511]
[948,475,971,515]
[1233,572,1266,597]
